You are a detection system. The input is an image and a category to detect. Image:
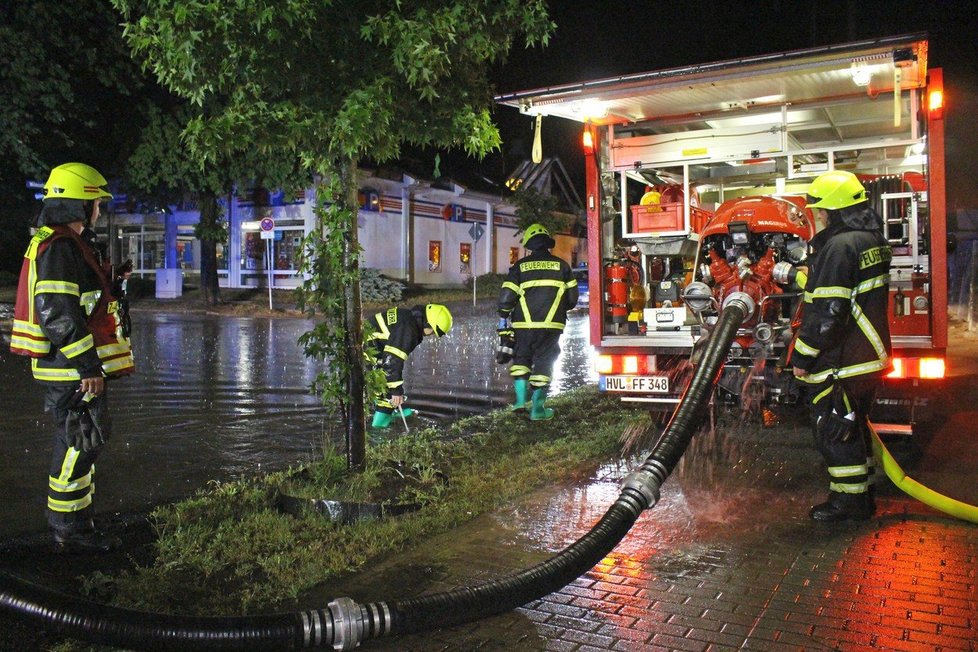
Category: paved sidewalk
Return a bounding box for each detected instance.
[320,397,977,651]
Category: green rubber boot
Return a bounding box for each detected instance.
[371,411,393,429]
[529,387,554,421]
[511,378,529,411]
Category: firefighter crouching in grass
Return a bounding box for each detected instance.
[790,170,891,522]
[497,223,578,421]
[10,162,135,553]
[366,304,453,429]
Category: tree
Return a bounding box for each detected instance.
[509,185,570,237]
[112,0,553,469]
[0,0,146,275]
[126,103,303,305]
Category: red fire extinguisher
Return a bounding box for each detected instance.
[604,261,630,325]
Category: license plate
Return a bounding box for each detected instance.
[601,375,670,393]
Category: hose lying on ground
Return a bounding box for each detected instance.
[870,423,978,524]
[0,294,755,651]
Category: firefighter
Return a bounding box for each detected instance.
[498,223,578,420]
[10,162,135,552]
[366,303,453,429]
[790,170,891,522]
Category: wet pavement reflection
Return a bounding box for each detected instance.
[0,305,595,538]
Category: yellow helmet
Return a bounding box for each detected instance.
[43,163,113,201]
[521,223,551,247]
[425,304,453,337]
[805,171,866,210]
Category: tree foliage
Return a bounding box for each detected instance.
[125,101,305,304]
[112,0,554,466]
[0,0,147,275]
[510,185,569,236]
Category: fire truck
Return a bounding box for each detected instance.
[497,34,947,433]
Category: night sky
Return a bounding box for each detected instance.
[487,0,978,210]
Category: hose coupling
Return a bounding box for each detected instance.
[721,291,756,323]
[327,597,365,651]
[621,468,662,511]
[682,281,714,314]
[771,261,796,286]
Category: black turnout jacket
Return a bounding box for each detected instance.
[366,306,426,396]
[498,250,578,331]
[789,205,892,384]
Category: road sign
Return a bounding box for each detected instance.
[260,217,275,240]
[468,223,485,242]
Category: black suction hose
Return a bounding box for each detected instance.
[0,295,753,651]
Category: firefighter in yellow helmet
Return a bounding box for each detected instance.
[366,303,453,429]
[10,163,135,553]
[497,224,578,420]
[789,170,891,522]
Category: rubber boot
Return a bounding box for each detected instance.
[371,411,393,429]
[52,521,121,554]
[810,491,875,522]
[529,387,554,421]
[511,378,529,411]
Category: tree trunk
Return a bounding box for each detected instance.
[340,158,366,470]
[198,192,222,306]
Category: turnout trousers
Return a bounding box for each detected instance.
[806,374,879,497]
[44,384,108,532]
[509,330,562,390]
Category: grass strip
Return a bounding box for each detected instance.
[84,386,641,615]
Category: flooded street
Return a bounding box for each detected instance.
[0,305,595,538]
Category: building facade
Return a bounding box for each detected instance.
[103,170,585,296]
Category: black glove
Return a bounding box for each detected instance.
[496,331,515,364]
[496,318,515,364]
[65,391,111,452]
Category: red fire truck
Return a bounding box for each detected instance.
[497,34,947,432]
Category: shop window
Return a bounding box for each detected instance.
[428,240,441,272]
[460,242,471,274]
[274,231,303,270]
[359,188,381,212]
[243,231,266,270]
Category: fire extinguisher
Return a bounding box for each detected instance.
[605,261,630,325]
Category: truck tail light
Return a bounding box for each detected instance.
[886,356,946,379]
[886,358,905,378]
[919,357,946,378]
[622,355,639,374]
[596,354,653,375]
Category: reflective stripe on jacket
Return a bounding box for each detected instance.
[498,251,578,330]
[10,225,135,382]
[789,211,891,384]
[365,306,424,394]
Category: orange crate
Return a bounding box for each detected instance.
[630,203,683,232]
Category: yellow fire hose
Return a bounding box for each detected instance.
[870,423,978,524]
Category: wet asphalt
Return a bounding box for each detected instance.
[1,304,976,649]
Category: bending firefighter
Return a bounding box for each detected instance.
[366,304,453,429]
[790,171,891,522]
[497,224,578,420]
[9,163,135,552]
